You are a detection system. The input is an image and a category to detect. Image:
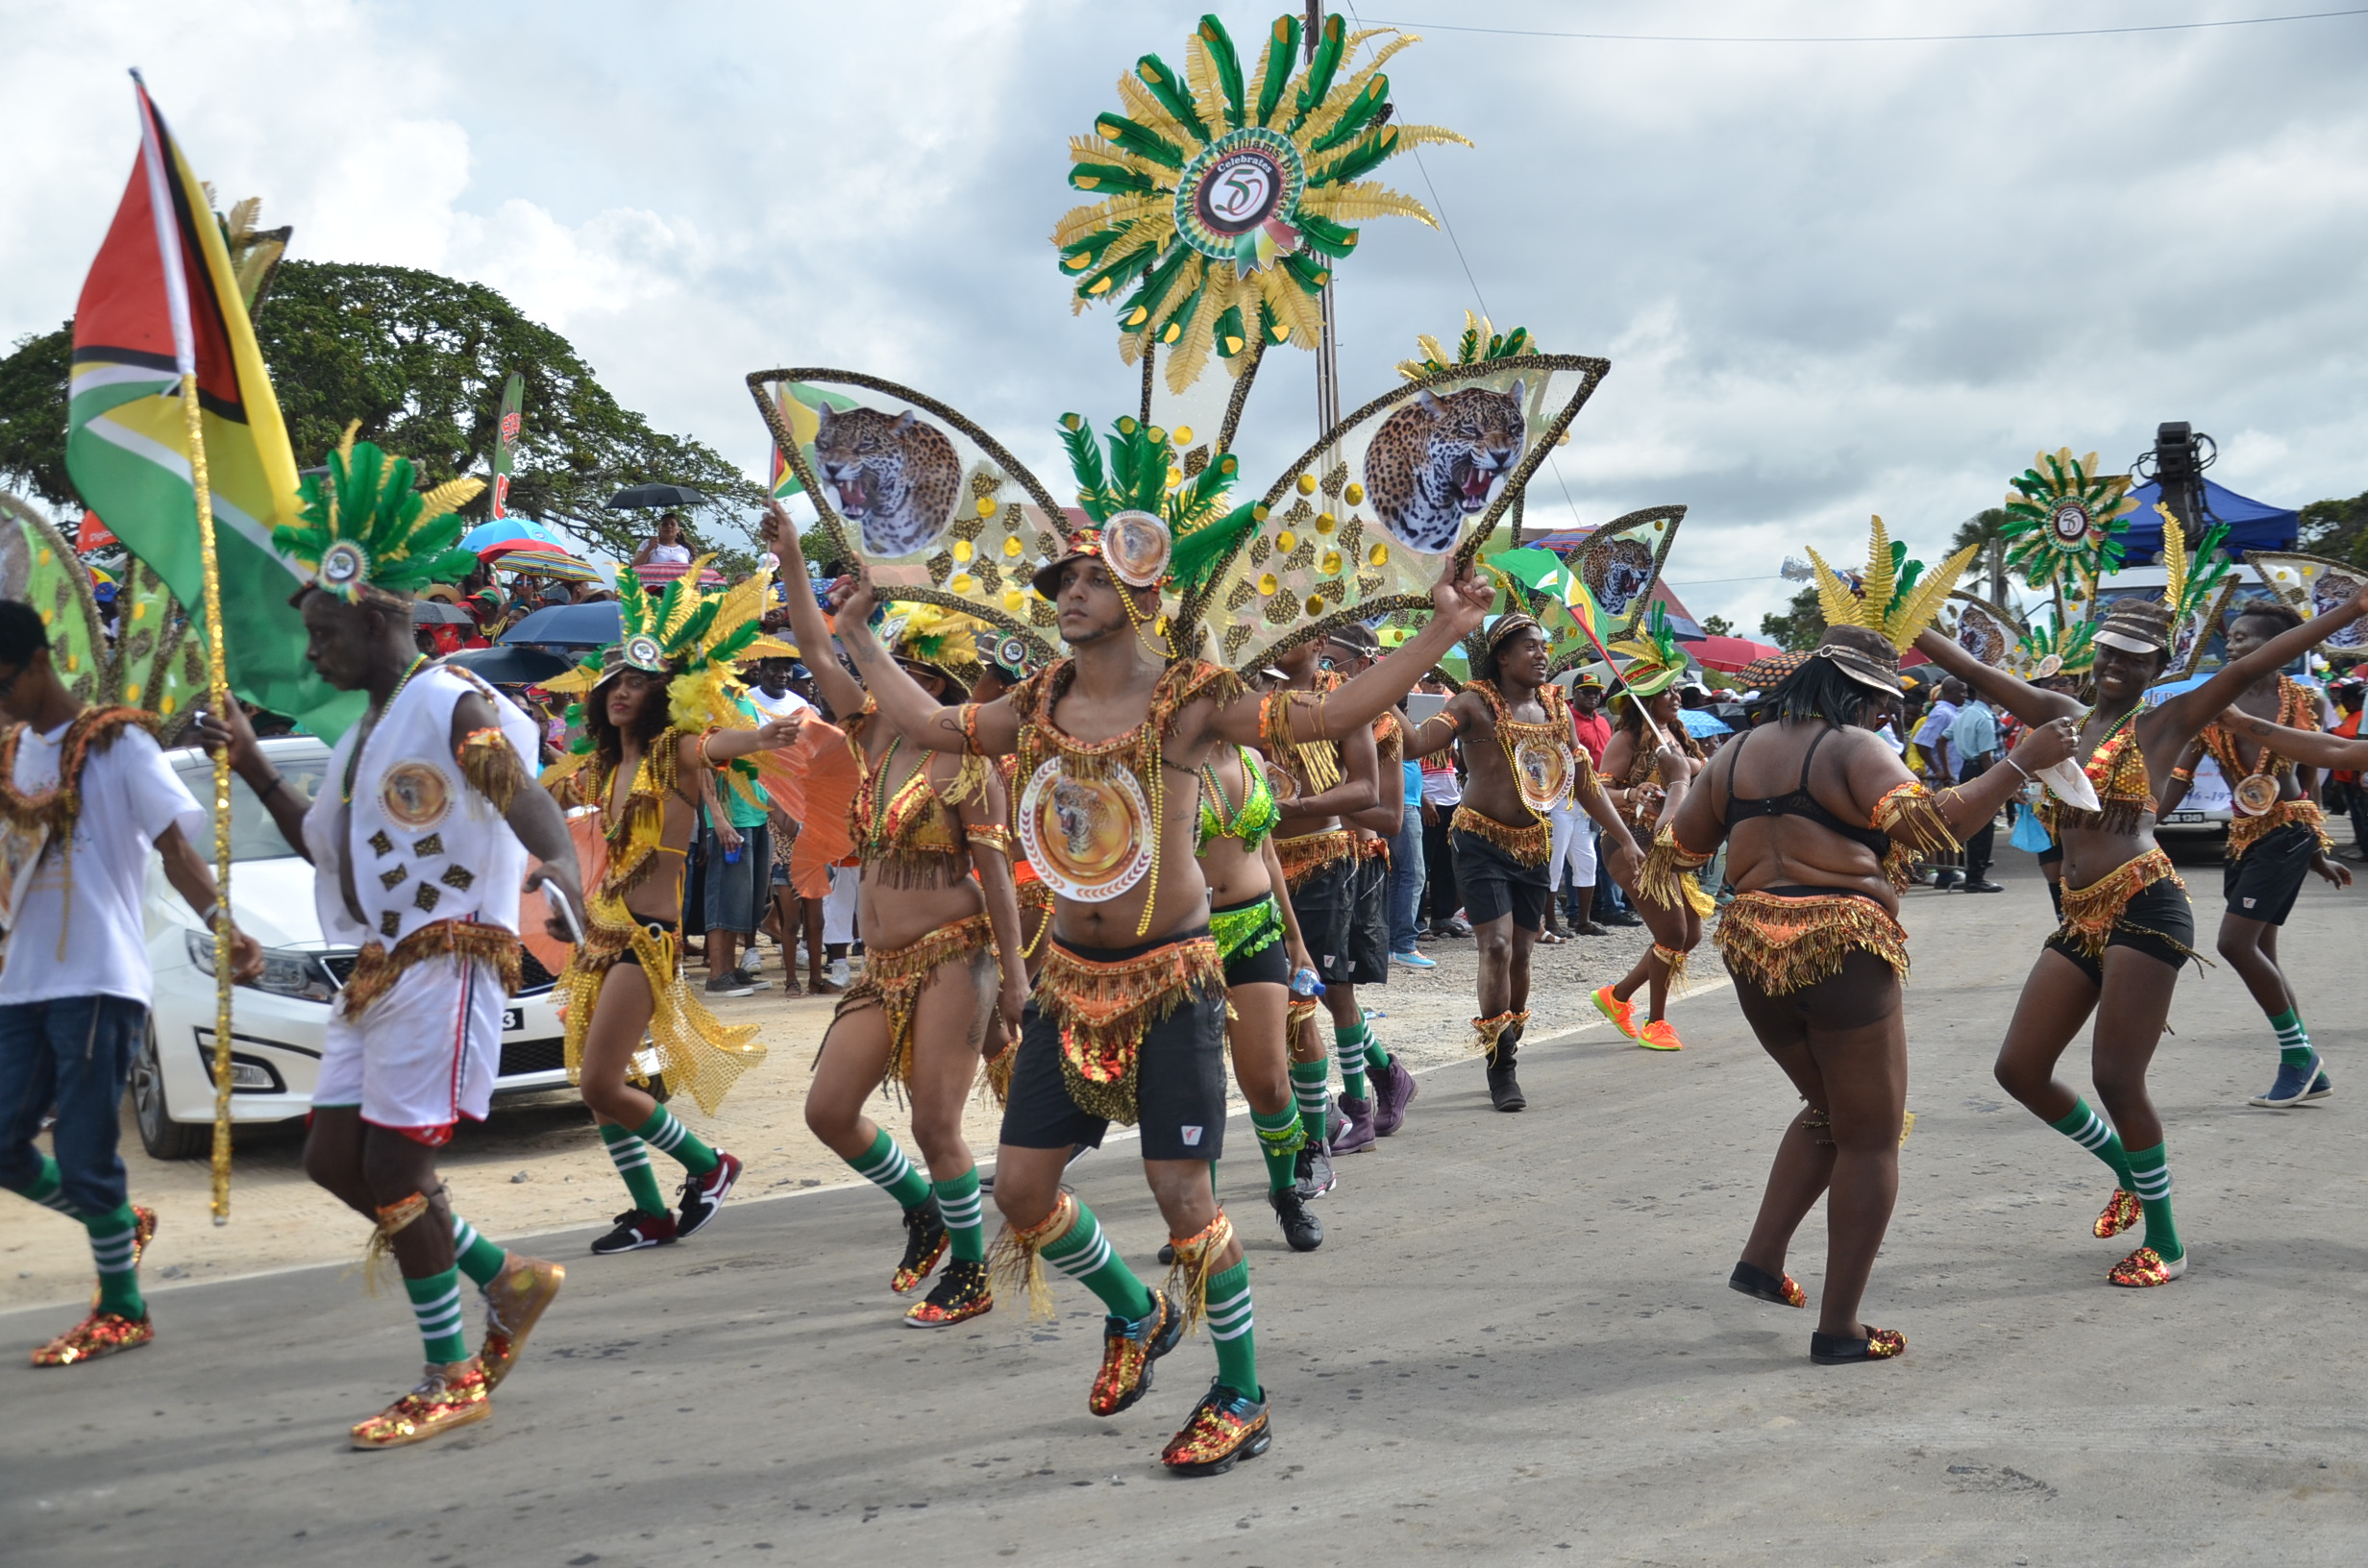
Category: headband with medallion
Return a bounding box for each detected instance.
[274,424,483,605]
[1803,516,1979,695]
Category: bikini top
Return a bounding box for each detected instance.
[1196,744,1282,854]
[2199,675,2316,783]
[2038,705,2156,835]
[847,704,987,879]
[1719,723,1894,860]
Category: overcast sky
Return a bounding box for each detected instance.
[6,1,2366,633]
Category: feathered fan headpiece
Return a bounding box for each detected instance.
[1804,516,1978,693]
[546,553,793,747]
[880,601,993,698]
[2094,504,2233,660]
[1605,600,1690,698]
[274,424,482,602]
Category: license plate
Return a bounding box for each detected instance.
[2164,811,2207,823]
[502,1007,525,1033]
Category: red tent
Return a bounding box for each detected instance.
[1690,634,1784,673]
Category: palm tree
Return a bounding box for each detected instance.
[1951,506,2013,605]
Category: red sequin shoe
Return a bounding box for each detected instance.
[2093,1188,2141,1239]
[478,1256,566,1391]
[892,1197,949,1294]
[1810,1327,1906,1364]
[30,1310,153,1367]
[904,1258,993,1328]
[1088,1289,1181,1417]
[2108,1246,2187,1287]
[350,1361,492,1450]
[1161,1380,1272,1476]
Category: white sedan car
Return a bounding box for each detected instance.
[131,734,583,1159]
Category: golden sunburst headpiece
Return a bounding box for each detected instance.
[1804,516,1978,693]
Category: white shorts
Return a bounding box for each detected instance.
[314,956,504,1145]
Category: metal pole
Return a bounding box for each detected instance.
[1306,2,1341,456]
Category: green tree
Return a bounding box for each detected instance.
[1950,505,2014,604]
[2300,491,2368,569]
[0,261,762,561]
[1759,585,1825,651]
[1698,613,1734,637]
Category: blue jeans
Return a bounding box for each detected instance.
[0,995,147,1216]
[1387,808,1427,953]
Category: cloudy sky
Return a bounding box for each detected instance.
[6,1,2366,633]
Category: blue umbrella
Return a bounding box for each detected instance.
[460,517,566,553]
[1679,706,1732,739]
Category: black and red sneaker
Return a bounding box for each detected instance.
[590,1209,678,1255]
[676,1150,743,1239]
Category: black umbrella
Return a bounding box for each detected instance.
[607,483,708,509]
[411,600,473,625]
[442,645,574,685]
[501,601,621,649]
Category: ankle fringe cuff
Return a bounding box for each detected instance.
[1471,1011,1517,1061]
[987,1191,1074,1323]
[1651,943,1694,996]
[1162,1210,1236,1337]
[360,1191,433,1296]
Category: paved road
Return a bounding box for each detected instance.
[7,856,2367,1566]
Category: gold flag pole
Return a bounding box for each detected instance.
[181,375,236,1225]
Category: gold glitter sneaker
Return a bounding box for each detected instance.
[2092,1188,2141,1239]
[351,1361,492,1450]
[478,1256,566,1392]
[904,1258,993,1328]
[30,1310,153,1367]
[2108,1246,2188,1288]
[1161,1380,1271,1476]
[1088,1290,1181,1417]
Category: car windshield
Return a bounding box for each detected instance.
[170,746,330,862]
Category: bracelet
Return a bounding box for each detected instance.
[2004,756,2035,783]
[2170,766,2195,784]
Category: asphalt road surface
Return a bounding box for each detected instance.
[7,853,2367,1566]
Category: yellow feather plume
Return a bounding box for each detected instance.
[2157,502,2187,614]
[1884,543,1981,649]
[1804,546,1861,629]
[413,476,485,526]
[1860,516,1896,619]
[657,553,716,642]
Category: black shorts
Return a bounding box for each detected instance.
[1349,850,1391,985]
[1215,895,1291,990]
[2043,875,2196,984]
[1287,856,1359,987]
[999,957,1228,1163]
[2224,821,2321,926]
[2036,841,2063,868]
[1452,828,1550,933]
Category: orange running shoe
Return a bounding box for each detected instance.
[1591,986,1639,1040]
[1638,1018,1683,1052]
[31,1310,153,1367]
[2092,1188,2141,1239]
[2108,1246,2188,1287]
[351,1361,493,1450]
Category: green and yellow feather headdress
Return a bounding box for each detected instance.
[274,424,482,602]
[1606,600,1690,698]
[546,554,792,731]
[1804,516,1978,692]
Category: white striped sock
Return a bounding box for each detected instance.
[604,1137,653,1174]
[37,1188,80,1217]
[854,1142,915,1191]
[937,1187,984,1230]
[1047,1227,1114,1282]
[2067,1110,2112,1152]
[642,1113,686,1153]
[452,1218,481,1251]
[88,1231,137,1275]
[2274,1017,2310,1049]
[410,1285,465,1340]
[1206,1294,1254,1341]
[1293,1078,1329,1115]
[2132,1165,2173,1201]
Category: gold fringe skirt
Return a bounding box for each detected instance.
[1637,824,1718,918]
[1714,890,1911,996]
[2227,796,2333,861]
[2054,847,2187,962]
[1035,933,1224,1126]
[339,919,522,1018]
[1275,828,1356,890]
[555,916,768,1116]
[1449,805,1550,867]
[830,911,999,1097]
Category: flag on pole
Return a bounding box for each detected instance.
[64,77,360,739]
[770,381,859,501]
[488,371,524,519]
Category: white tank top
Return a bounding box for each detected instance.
[303,665,542,946]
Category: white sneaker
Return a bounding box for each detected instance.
[829,958,851,988]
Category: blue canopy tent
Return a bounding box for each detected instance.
[2118,477,2297,561]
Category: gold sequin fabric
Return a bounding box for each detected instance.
[2094,1188,2141,1239]
[1161,1389,1270,1470]
[830,912,999,1094]
[2054,848,2186,962]
[349,1363,493,1449]
[1714,891,1911,996]
[1864,1328,1907,1359]
[555,918,767,1115]
[1035,934,1223,1125]
[2226,796,2333,861]
[29,1310,152,1367]
[478,1257,565,1393]
[454,725,529,815]
[2108,1246,2180,1288]
[339,919,523,1019]
[1161,1210,1235,1337]
[1449,805,1550,867]
[1275,828,1356,888]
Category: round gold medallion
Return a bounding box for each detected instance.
[1017,759,1155,902]
[1513,738,1575,816]
[1262,759,1301,801]
[380,761,452,830]
[2232,773,2282,817]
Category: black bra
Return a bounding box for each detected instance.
[1720,724,1894,860]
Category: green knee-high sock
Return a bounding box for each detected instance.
[1291,1058,1331,1147]
[1204,1258,1259,1400]
[2049,1098,2134,1188]
[85,1204,144,1319]
[450,1215,507,1289]
[2125,1142,2183,1262]
[15,1156,84,1220]
[600,1122,670,1215]
[1251,1106,1304,1193]
[1334,1016,1371,1100]
[2270,1007,2315,1068]
[632,1105,720,1176]
[403,1267,469,1364]
[933,1168,985,1263]
[847,1128,933,1211]
[1364,1031,1394,1074]
[1039,1201,1155,1321]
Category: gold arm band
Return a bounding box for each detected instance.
[966,823,1014,856]
[455,726,529,815]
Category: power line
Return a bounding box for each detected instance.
[1357,7,2368,44]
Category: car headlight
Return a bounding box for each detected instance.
[185,931,339,1002]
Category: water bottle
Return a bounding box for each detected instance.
[1290,967,1325,999]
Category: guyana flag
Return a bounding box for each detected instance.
[769,380,858,501]
[64,76,360,739]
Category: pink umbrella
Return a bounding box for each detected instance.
[1690,634,1785,674]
